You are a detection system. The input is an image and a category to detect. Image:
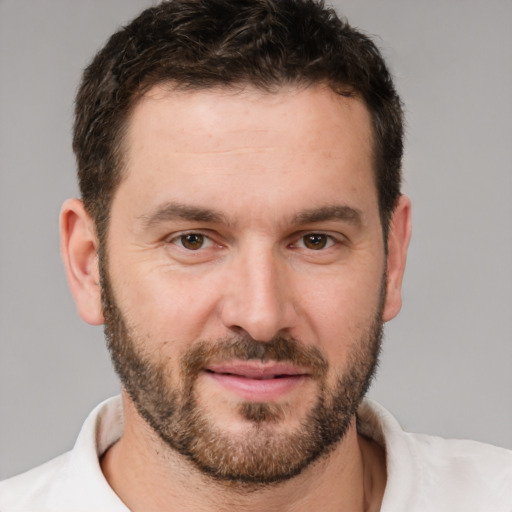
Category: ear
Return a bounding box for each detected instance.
[60,198,104,325]
[382,195,412,322]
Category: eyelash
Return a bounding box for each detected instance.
[170,232,216,251]
[293,233,338,251]
[168,231,342,252]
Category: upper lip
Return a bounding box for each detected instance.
[205,361,309,380]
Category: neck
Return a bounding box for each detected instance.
[101,396,386,512]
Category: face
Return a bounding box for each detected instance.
[101,85,390,484]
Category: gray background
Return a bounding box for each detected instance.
[1,0,511,479]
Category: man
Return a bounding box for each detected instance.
[0,0,510,510]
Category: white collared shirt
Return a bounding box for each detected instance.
[1,396,511,511]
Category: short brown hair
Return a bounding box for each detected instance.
[73,0,404,243]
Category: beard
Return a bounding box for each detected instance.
[100,260,385,486]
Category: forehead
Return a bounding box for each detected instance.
[117,84,377,225]
[127,84,373,156]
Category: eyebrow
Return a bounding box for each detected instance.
[138,201,363,231]
[138,202,229,229]
[292,205,363,226]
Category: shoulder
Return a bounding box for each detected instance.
[410,431,512,491]
[359,399,512,511]
[0,453,71,511]
[402,433,512,511]
[0,396,126,512]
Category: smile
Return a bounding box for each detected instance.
[203,362,309,401]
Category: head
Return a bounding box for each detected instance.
[63,0,410,486]
[73,0,404,247]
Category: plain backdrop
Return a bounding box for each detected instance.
[1,0,511,479]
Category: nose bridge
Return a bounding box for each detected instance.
[220,238,294,341]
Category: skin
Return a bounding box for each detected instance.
[61,84,411,511]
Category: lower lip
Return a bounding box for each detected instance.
[204,372,307,401]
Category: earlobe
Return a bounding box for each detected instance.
[382,195,412,322]
[60,198,104,325]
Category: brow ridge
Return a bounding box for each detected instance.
[292,205,363,226]
[139,201,362,230]
[139,202,228,229]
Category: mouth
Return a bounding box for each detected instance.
[202,361,310,401]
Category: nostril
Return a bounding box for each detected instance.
[229,325,250,337]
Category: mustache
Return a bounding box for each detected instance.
[181,335,329,380]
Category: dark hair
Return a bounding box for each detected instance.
[74,0,403,243]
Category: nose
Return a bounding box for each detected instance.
[219,245,297,342]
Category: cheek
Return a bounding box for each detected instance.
[294,265,384,360]
[112,263,223,344]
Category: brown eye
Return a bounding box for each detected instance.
[303,234,328,250]
[180,233,205,250]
